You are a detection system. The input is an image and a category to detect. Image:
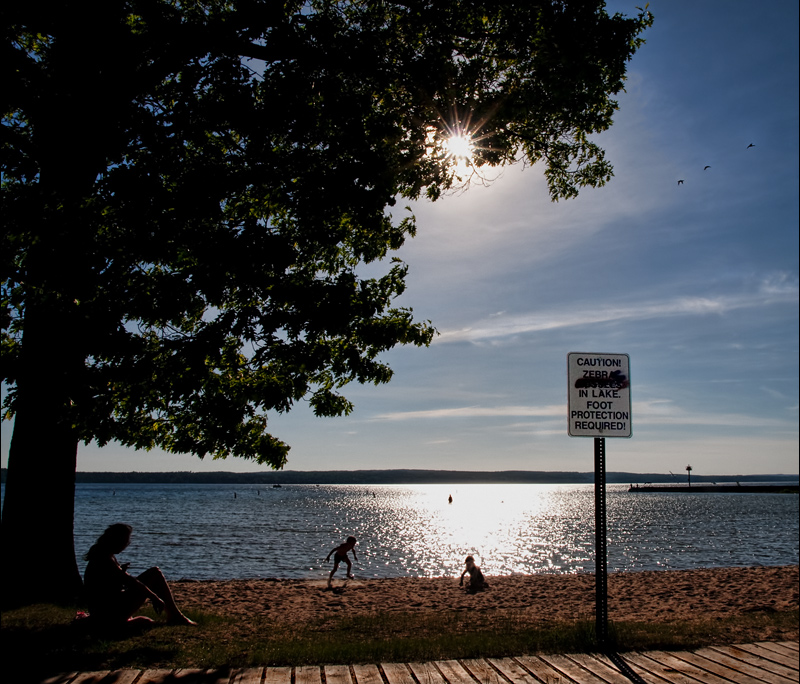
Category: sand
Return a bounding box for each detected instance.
[170,565,798,628]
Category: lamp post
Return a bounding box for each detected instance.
[686,464,692,487]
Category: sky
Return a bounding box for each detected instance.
[2,0,798,476]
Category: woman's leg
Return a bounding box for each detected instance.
[137,567,196,625]
[87,589,153,635]
[95,589,150,628]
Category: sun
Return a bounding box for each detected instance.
[425,118,498,188]
[443,132,475,162]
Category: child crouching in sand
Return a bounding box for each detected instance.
[325,536,357,588]
[459,555,489,593]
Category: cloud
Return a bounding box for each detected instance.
[373,404,564,421]
[758,272,799,295]
[435,284,798,344]
[632,399,793,428]
[372,398,794,431]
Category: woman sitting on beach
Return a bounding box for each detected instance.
[83,523,196,630]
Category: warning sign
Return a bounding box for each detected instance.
[567,352,631,438]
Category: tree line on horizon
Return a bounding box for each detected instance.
[2,468,795,486]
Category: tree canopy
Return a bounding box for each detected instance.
[1,0,651,603]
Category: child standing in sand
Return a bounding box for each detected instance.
[325,536,358,588]
[459,555,489,593]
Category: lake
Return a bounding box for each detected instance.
[3,483,798,581]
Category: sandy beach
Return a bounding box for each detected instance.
[170,565,798,633]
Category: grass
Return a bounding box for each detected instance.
[2,602,797,681]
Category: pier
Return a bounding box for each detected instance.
[628,484,799,493]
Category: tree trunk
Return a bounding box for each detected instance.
[2,5,138,607]
[1,300,83,607]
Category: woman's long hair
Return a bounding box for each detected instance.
[84,523,132,561]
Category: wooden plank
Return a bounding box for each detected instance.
[40,675,79,684]
[381,662,415,684]
[295,665,323,684]
[174,668,227,683]
[487,658,542,684]
[540,653,611,683]
[71,673,111,684]
[711,645,800,679]
[352,663,384,684]
[28,640,800,684]
[737,643,800,670]
[262,666,293,684]
[434,660,476,684]
[638,651,733,684]
[102,671,142,684]
[231,667,268,684]
[325,664,354,684]
[209,668,237,684]
[138,669,177,684]
[759,643,800,659]
[408,661,447,683]
[622,652,703,684]
[515,655,575,683]
[692,647,795,683]
[569,653,647,684]
[461,658,507,684]
[671,649,778,683]
[602,652,674,684]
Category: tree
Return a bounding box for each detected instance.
[1,1,652,604]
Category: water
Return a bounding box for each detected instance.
[3,483,798,581]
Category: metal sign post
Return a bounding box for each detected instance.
[594,436,608,645]
[567,352,631,648]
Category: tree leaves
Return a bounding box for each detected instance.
[1,0,651,467]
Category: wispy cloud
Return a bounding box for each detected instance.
[758,272,799,295]
[435,284,798,344]
[633,402,792,428]
[372,405,564,421]
[372,399,794,430]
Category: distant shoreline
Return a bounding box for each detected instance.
[2,467,797,486]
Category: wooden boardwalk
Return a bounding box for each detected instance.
[39,641,798,684]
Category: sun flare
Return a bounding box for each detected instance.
[443,132,475,161]
[425,117,499,188]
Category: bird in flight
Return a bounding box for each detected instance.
[677,180,684,185]
[747,143,755,148]
[704,165,711,170]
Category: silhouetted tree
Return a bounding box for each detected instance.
[1,0,651,604]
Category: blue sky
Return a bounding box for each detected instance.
[2,0,798,475]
